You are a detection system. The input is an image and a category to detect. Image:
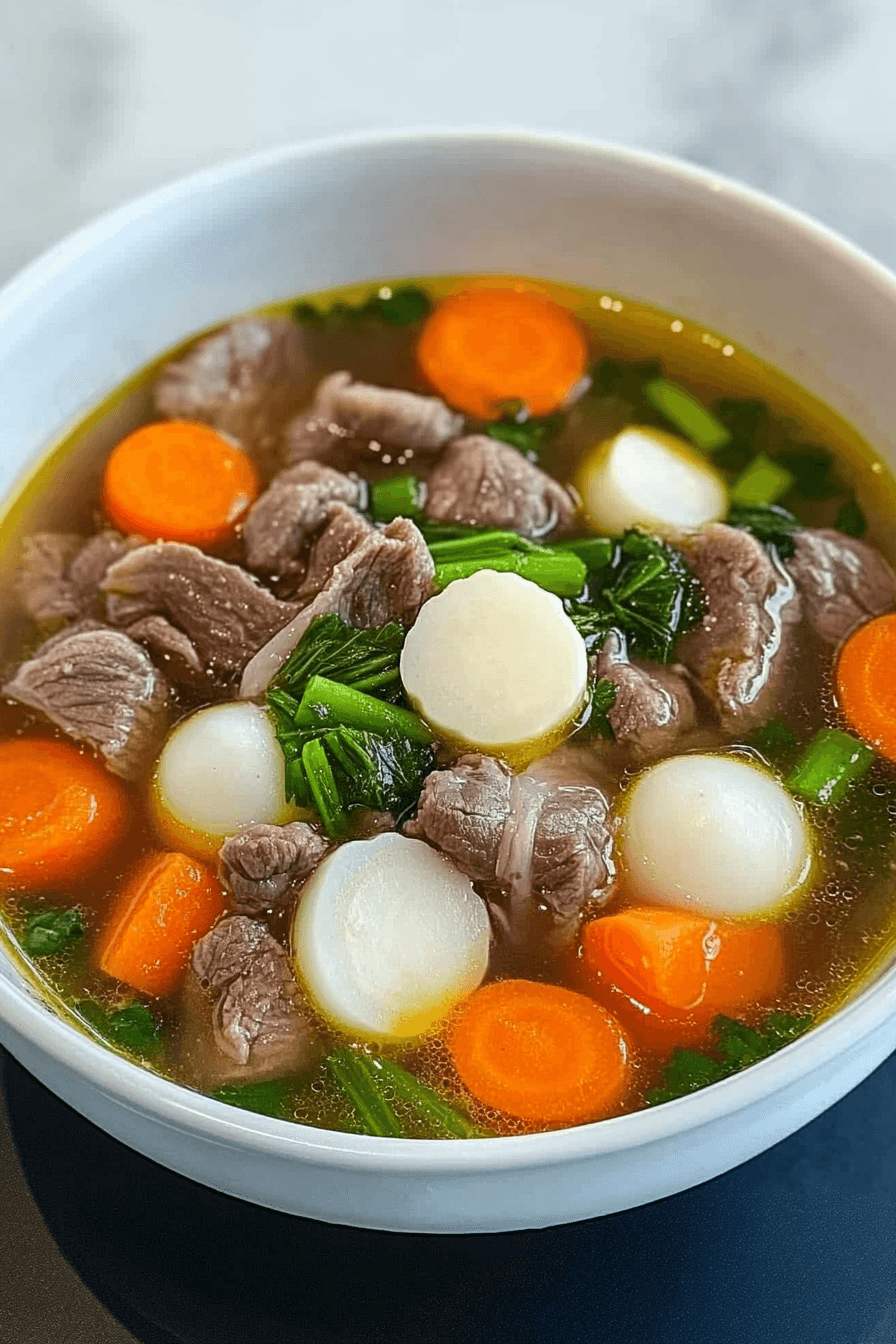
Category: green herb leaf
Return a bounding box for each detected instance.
[725,502,800,558]
[647,1011,813,1106]
[75,1000,163,1056]
[364,1055,488,1139]
[327,1049,404,1137]
[777,444,837,500]
[370,474,424,522]
[485,412,564,458]
[744,718,800,769]
[21,907,85,958]
[292,284,432,328]
[711,398,772,474]
[589,676,618,739]
[212,1078,297,1119]
[591,357,664,404]
[835,495,867,538]
[272,614,406,704]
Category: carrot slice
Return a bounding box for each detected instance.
[96,851,227,997]
[836,612,896,761]
[102,420,258,547]
[449,979,630,1126]
[577,907,785,1050]
[417,287,588,420]
[0,738,128,891]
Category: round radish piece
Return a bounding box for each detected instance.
[293,832,490,1041]
[400,569,588,764]
[578,426,727,536]
[620,753,813,918]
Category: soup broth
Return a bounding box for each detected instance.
[2,274,896,1137]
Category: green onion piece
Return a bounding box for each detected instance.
[786,727,875,806]
[294,675,433,744]
[643,378,732,452]
[21,907,85,958]
[364,1055,484,1139]
[301,737,346,836]
[370,475,423,522]
[427,530,541,562]
[433,550,586,598]
[327,1049,404,1137]
[729,453,796,507]
[553,536,615,570]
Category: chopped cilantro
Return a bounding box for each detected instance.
[21,907,85,958]
[646,1012,813,1106]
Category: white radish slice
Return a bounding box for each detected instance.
[400,570,588,763]
[293,832,490,1041]
[620,753,813,918]
[153,702,297,856]
[578,426,727,536]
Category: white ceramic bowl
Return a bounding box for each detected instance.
[2,130,896,1234]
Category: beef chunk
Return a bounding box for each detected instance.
[424,435,576,539]
[124,615,207,689]
[154,317,310,454]
[3,627,168,779]
[181,915,320,1087]
[596,631,696,760]
[406,754,613,948]
[218,822,328,915]
[284,371,463,466]
[294,504,374,601]
[102,543,299,684]
[18,530,141,625]
[677,523,802,732]
[787,527,896,644]
[240,517,434,696]
[242,462,364,580]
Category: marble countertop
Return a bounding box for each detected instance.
[3,0,896,284]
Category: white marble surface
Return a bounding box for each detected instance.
[2,0,896,283]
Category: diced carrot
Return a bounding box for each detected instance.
[576,908,785,1051]
[448,979,630,1126]
[417,286,588,420]
[0,738,128,891]
[836,612,896,761]
[96,851,227,997]
[102,420,258,548]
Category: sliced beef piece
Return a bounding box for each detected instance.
[786,527,896,644]
[242,461,364,580]
[218,821,328,915]
[424,435,576,540]
[677,523,802,732]
[405,754,613,949]
[240,517,434,697]
[180,915,321,1088]
[284,371,463,466]
[596,631,697,760]
[154,317,310,455]
[124,615,207,690]
[3,627,168,780]
[102,542,299,684]
[18,530,142,625]
[294,504,374,601]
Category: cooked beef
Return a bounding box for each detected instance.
[787,527,896,644]
[154,317,310,454]
[18,530,141,625]
[3,627,168,779]
[218,822,328,915]
[294,504,374,601]
[596,631,696,760]
[677,523,802,732]
[284,370,463,466]
[124,615,207,690]
[180,915,320,1087]
[102,542,299,684]
[405,754,613,947]
[424,435,576,539]
[242,462,364,579]
[240,517,434,696]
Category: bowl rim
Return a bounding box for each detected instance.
[4,125,896,1174]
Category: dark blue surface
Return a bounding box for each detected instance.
[3,1043,896,1344]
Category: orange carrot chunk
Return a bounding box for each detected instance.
[102,420,258,548]
[836,612,896,761]
[580,907,785,1018]
[449,979,630,1126]
[96,851,227,997]
[417,287,589,420]
[0,738,128,891]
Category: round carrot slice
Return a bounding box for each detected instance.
[0,738,129,891]
[836,612,896,760]
[102,420,258,547]
[417,287,589,419]
[449,979,630,1126]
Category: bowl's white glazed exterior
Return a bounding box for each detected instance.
[2,131,896,1234]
